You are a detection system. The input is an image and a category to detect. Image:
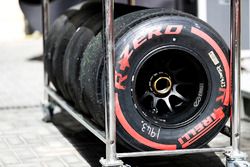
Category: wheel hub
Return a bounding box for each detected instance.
[150,72,172,96]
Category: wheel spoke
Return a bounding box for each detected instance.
[140,84,190,114]
[142,91,151,99]
[170,67,185,75]
[171,84,189,102]
[163,97,174,112]
[152,98,158,113]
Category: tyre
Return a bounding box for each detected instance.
[80,9,230,150]
[52,2,101,101]
[62,10,102,114]
[45,6,84,94]
[62,3,145,115]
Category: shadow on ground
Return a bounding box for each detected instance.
[27,54,43,61]
[50,111,225,167]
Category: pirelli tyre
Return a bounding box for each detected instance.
[52,1,103,102]
[45,9,78,94]
[45,1,87,93]
[80,9,230,150]
[62,3,145,115]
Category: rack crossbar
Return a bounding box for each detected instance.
[45,87,106,143]
[117,147,229,158]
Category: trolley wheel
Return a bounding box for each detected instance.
[42,103,55,123]
[80,9,230,150]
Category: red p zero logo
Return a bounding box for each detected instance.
[116,25,183,90]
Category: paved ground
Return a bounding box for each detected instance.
[0,38,249,167]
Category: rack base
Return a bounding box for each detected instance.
[226,151,250,167]
[100,157,124,167]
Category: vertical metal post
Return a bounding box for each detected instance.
[104,0,116,161]
[100,0,123,166]
[42,0,54,123]
[226,0,250,166]
[42,0,50,106]
[230,0,241,154]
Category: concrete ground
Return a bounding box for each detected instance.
[0,0,25,43]
[0,38,249,167]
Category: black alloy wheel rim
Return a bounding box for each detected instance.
[131,46,211,128]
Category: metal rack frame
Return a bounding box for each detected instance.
[41,0,250,166]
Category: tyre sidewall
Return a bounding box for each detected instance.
[115,16,230,150]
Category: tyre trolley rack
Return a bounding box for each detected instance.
[41,0,250,166]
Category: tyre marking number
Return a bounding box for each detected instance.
[141,121,161,140]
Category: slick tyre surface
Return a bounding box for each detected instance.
[52,2,101,101]
[45,2,87,93]
[62,21,101,114]
[80,9,230,151]
[45,9,78,93]
[63,3,145,115]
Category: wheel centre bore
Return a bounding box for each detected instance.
[150,73,172,96]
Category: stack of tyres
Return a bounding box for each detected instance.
[79,9,230,150]
[46,2,230,151]
[46,1,145,115]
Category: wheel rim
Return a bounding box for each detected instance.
[132,46,210,128]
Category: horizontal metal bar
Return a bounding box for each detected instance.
[117,147,228,158]
[45,87,106,143]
